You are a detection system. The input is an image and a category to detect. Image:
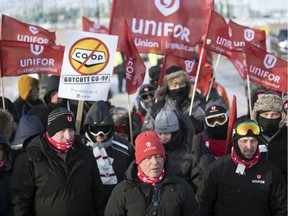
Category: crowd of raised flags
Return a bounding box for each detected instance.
[0,0,287,134]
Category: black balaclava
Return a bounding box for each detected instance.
[258,115,281,137]
[168,86,188,104]
[206,121,228,140]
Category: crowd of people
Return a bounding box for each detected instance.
[0,56,287,216]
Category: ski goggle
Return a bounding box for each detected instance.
[205,113,228,127]
[140,93,154,100]
[235,121,261,136]
[88,125,112,136]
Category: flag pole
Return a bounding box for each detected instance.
[76,100,84,134]
[127,94,134,146]
[205,54,221,101]
[246,73,253,118]
[0,78,6,111]
[189,45,205,116]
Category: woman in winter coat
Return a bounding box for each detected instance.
[0,109,15,216]
[105,131,200,216]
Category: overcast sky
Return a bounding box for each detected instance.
[218,0,288,12]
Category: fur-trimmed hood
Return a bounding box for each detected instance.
[156,70,193,100]
[0,109,14,143]
[251,94,285,127]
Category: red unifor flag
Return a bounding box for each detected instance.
[160,53,212,94]
[0,40,64,77]
[122,19,146,95]
[204,10,232,58]
[229,52,247,80]
[245,43,287,93]
[82,16,108,34]
[228,20,266,52]
[109,0,213,58]
[1,14,56,45]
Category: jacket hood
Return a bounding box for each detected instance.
[84,101,115,141]
[44,76,60,104]
[0,109,15,143]
[252,94,285,127]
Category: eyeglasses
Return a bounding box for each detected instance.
[114,124,129,134]
[140,93,154,100]
[88,125,112,136]
[235,121,261,136]
[205,113,228,127]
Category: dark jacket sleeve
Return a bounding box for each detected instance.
[104,182,127,216]
[197,161,217,216]
[268,162,287,215]
[10,153,36,216]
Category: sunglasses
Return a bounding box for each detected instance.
[114,124,130,134]
[235,121,261,136]
[88,125,112,136]
[205,113,228,127]
[140,93,154,100]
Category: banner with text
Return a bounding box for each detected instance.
[0,40,64,77]
[58,30,118,101]
[245,43,287,93]
[109,0,213,58]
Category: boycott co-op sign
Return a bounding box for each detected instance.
[58,31,118,101]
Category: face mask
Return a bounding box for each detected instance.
[168,86,188,104]
[258,116,281,136]
[206,121,228,140]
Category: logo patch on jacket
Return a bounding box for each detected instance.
[251,174,265,184]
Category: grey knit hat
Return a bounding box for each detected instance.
[251,94,285,125]
[155,110,179,133]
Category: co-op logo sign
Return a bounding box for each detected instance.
[69,37,109,75]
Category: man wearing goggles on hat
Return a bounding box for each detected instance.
[197,119,287,216]
[83,101,135,207]
[200,102,229,158]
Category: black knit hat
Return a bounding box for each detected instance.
[165,65,183,75]
[205,105,227,117]
[148,65,161,81]
[47,107,75,136]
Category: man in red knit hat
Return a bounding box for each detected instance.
[105,131,200,216]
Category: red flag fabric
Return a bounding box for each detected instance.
[109,0,213,58]
[0,40,64,77]
[245,43,287,93]
[205,10,267,58]
[229,52,247,80]
[122,19,146,95]
[1,14,56,45]
[160,53,212,94]
[82,16,108,34]
[225,95,237,154]
[228,20,266,52]
[204,10,232,58]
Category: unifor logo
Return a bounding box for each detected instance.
[263,54,277,69]
[228,27,232,38]
[30,44,44,56]
[154,0,180,17]
[29,26,39,34]
[244,29,255,41]
[184,60,195,73]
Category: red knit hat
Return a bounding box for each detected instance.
[135,131,166,164]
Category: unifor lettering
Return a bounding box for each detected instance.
[249,65,280,83]
[131,18,190,43]
[20,58,55,67]
[216,36,232,49]
[17,35,49,44]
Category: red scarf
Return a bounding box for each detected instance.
[137,166,165,186]
[230,147,260,170]
[46,132,74,153]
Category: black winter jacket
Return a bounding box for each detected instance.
[105,161,200,216]
[10,134,106,216]
[198,154,287,216]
